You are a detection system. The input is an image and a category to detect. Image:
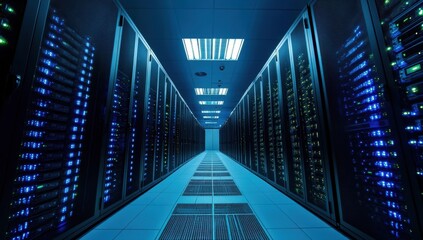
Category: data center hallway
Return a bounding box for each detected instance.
[80,151,347,240]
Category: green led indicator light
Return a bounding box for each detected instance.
[6,6,15,14]
[406,64,421,75]
[411,87,419,93]
[37,185,44,189]
[386,46,392,51]
[418,8,423,16]
[0,36,7,46]
[384,0,390,5]
[391,62,397,66]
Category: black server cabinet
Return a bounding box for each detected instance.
[373,0,423,233]
[153,69,165,181]
[246,92,253,169]
[277,12,334,220]
[0,0,118,238]
[290,12,331,213]
[278,41,294,192]
[125,38,147,197]
[311,0,421,238]
[263,67,276,181]
[168,86,176,172]
[282,37,305,199]
[175,96,181,167]
[270,55,287,188]
[142,57,158,187]
[250,86,259,173]
[162,78,171,175]
[102,17,135,209]
[256,79,267,177]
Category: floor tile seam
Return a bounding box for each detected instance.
[111,229,124,240]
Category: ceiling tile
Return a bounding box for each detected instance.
[213,10,256,38]
[247,10,300,39]
[120,0,173,9]
[127,9,180,39]
[175,9,214,37]
[214,0,258,9]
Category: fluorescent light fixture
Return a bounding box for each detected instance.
[182,38,244,61]
[199,101,224,105]
[203,116,219,119]
[194,88,228,95]
[205,122,218,124]
[202,110,221,114]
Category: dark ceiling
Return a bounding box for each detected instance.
[119,0,308,128]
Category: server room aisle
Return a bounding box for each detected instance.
[80,151,348,240]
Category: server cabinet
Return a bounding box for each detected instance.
[290,12,331,214]
[125,38,147,197]
[0,0,118,238]
[153,69,165,181]
[263,67,276,181]
[250,86,259,173]
[282,37,305,199]
[102,16,135,209]
[162,78,171,175]
[278,41,294,192]
[175,95,182,167]
[270,55,287,188]
[373,0,423,233]
[256,79,267,177]
[168,86,176,172]
[246,92,253,169]
[311,0,421,238]
[142,57,158,187]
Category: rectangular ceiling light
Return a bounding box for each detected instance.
[205,122,218,124]
[194,88,228,95]
[183,38,244,61]
[203,116,219,119]
[202,110,221,114]
[199,101,224,105]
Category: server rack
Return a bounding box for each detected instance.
[372,0,423,233]
[262,67,276,181]
[125,38,147,197]
[102,16,135,209]
[220,7,336,229]
[0,0,205,238]
[311,0,422,238]
[0,0,119,238]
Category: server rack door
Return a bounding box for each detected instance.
[311,0,421,238]
[257,79,267,177]
[271,55,287,188]
[142,57,158,187]
[263,66,277,182]
[372,0,423,233]
[168,86,176,172]
[162,78,171,175]
[247,93,253,169]
[283,36,305,200]
[125,38,147,197]
[251,86,259,173]
[242,99,248,166]
[153,69,165,180]
[175,96,182,167]
[102,16,136,209]
[291,12,332,214]
[0,0,118,238]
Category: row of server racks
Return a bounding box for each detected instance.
[0,0,205,239]
[220,0,423,239]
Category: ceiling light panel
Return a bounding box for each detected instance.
[182,38,244,61]
[203,116,219,119]
[202,110,221,114]
[194,88,228,95]
[199,101,224,105]
[205,122,218,124]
